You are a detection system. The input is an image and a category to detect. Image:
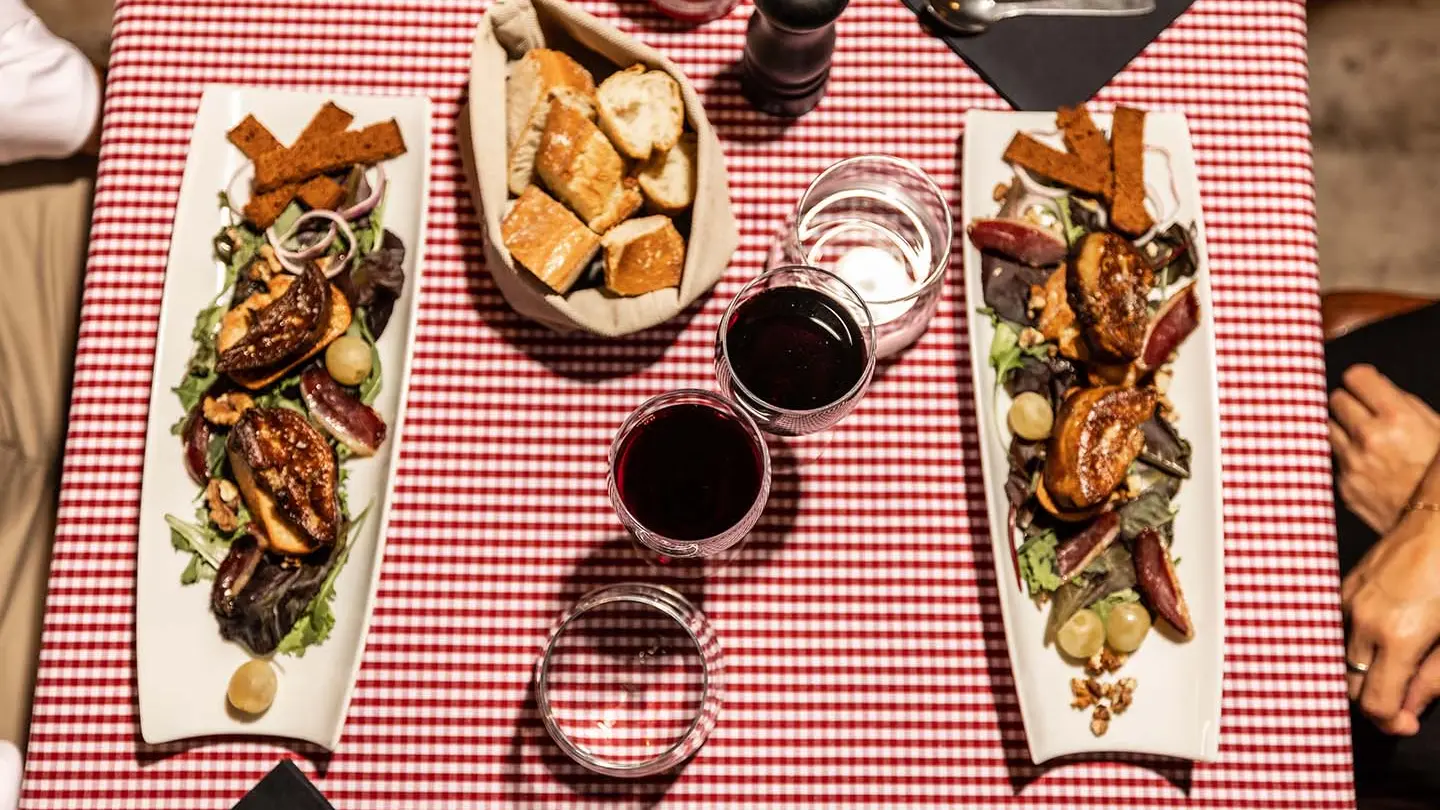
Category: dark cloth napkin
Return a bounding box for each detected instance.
[232,761,335,810]
[898,0,1196,110]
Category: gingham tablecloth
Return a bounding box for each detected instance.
[21,0,1353,806]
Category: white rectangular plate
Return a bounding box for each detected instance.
[962,110,1224,763]
[136,87,430,749]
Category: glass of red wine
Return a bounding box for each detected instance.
[715,265,877,436]
[608,389,772,560]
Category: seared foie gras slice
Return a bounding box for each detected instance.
[227,407,340,554]
[1069,232,1154,361]
[216,263,332,373]
[1044,385,1157,510]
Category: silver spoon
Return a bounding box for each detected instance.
[927,0,1156,35]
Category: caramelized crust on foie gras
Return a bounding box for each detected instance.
[1069,232,1154,361]
[216,263,332,373]
[227,407,340,555]
[1044,385,1157,510]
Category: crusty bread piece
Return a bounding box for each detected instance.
[227,285,352,390]
[506,48,597,153]
[508,87,597,197]
[502,185,601,293]
[601,215,685,296]
[637,133,697,215]
[535,102,642,232]
[596,65,684,161]
[1109,107,1154,237]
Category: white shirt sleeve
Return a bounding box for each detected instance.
[0,0,100,165]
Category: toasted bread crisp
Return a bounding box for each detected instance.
[1003,133,1108,197]
[1056,105,1111,190]
[1109,107,1153,236]
[227,115,284,158]
[253,119,406,193]
[235,103,356,227]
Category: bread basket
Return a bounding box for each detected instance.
[463,0,739,337]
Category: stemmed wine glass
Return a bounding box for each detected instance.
[714,265,877,437]
[608,389,772,561]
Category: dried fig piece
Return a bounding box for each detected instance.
[1133,528,1193,638]
[182,406,212,485]
[1045,386,1157,510]
[216,264,332,373]
[211,533,263,618]
[1070,232,1154,361]
[299,367,388,457]
[228,407,340,554]
[967,218,1068,267]
[1054,512,1121,583]
[1137,283,1200,373]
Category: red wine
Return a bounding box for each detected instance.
[724,286,866,410]
[615,403,764,541]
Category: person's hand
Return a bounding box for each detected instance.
[1329,364,1440,533]
[1343,509,1440,734]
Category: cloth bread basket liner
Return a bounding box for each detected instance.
[464,0,739,336]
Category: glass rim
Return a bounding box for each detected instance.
[534,583,721,778]
[607,388,772,547]
[796,154,954,307]
[717,265,878,418]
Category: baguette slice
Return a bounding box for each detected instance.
[601,215,685,296]
[536,102,642,232]
[502,185,601,294]
[506,48,597,152]
[508,87,596,196]
[637,133,697,215]
[596,65,684,161]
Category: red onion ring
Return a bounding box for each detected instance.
[267,210,356,278]
[339,164,386,220]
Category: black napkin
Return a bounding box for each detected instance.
[231,761,334,810]
[898,0,1196,110]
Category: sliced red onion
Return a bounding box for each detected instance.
[267,211,357,279]
[1011,164,1071,200]
[339,164,386,220]
[225,164,253,219]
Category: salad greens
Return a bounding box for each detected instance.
[161,182,400,657]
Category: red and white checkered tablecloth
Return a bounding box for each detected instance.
[20,0,1353,806]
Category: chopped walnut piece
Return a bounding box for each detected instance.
[1112,678,1137,715]
[218,479,239,505]
[1084,648,1127,676]
[1070,678,1095,710]
[1018,327,1045,349]
[1090,705,1111,737]
[993,182,1010,202]
[258,244,283,277]
[203,392,255,426]
[206,479,239,533]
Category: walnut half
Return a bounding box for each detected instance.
[203,391,255,426]
[206,478,241,533]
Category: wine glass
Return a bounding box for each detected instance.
[608,389,772,560]
[714,265,876,437]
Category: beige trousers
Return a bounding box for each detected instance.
[0,158,92,750]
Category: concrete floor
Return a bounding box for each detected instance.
[1311,0,1440,296]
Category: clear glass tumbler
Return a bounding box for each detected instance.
[783,155,953,358]
[715,265,876,436]
[535,583,725,778]
[609,389,772,560]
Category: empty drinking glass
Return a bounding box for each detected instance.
[781,155,952,358]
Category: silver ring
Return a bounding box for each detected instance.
[1345,659,1371,675]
